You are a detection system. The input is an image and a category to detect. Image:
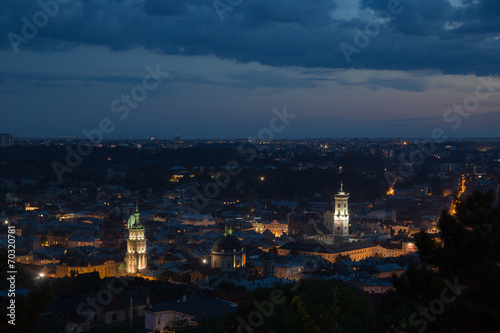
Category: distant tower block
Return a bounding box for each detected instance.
[0,133,13,147]
[323,196,335,234]
[333,182,349,242]
[125,203,147,274]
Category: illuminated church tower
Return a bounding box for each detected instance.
[333,182,349,242]
[125,204,147,274]
[323,182,350,243]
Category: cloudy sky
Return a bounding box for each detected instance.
[1,0,500,139]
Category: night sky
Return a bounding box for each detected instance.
[1,0,500,139]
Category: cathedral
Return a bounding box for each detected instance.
[323,182,350,243]
[125,204,147,274]
[211,225,246,271]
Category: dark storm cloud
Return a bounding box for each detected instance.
[1,0,500,75]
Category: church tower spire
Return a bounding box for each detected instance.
[224,224,233,236]
[126,202,147,274]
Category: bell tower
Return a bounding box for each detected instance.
[125,203,147,274]
[333,182,349,242]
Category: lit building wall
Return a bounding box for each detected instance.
[334,184,349,239]
[56,260,120,278]
[253,220,288,237]
[125,206,148,274]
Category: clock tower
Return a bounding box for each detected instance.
[333,182,349,242]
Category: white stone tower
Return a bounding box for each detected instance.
[125,203,147,274]
[333,182,349,242]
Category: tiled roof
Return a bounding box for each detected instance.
[147,294,236,322]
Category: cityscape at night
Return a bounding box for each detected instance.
[1,1,500,333]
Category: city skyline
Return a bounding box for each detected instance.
[2,1,500,332]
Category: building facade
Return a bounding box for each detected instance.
[324,182,350,243]
[277,240,379,262]
[253,220,288,237]
[56,260,120,278]
[125,205,147,274]
[0,133,13,147]
[211,225,246,271]
[177,214,216,226]
[333,183,350,241]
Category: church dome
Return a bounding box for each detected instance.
[118,262,127,271]
[212,225,244,253]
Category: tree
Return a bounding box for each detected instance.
[219,280,372,333]
[319,286,341,333]
[16,278,53,332]
[335,254,351,263]
[390,190,500,333]
[163,318,192,333]
[292,296,321,333]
